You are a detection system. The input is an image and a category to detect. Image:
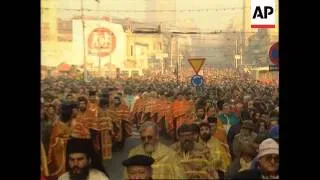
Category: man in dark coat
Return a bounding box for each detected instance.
[232,120,257,159]
[225,144,257,179]
[232,138,279,179]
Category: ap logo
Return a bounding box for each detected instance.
[251,0,276,28]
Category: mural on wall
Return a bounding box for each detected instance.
[72,19,126,69]
[88,28,117,57]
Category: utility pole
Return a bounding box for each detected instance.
[240,48,243,66]
[242,0,246,65]
[177,37,180,83]
[81,0,87,82]
[235,39,238,69]
[161,57,164,74]
[239,28,243,66]
[176,60,179,85]
[98,46,101,77]
[170,35,173,69]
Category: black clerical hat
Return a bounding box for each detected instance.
[122,155,155,167]
[66,138,94,157]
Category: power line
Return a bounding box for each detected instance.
[41,49,235,53]
[41,50,237,56]
[168,31,267,34]
[41,7,250,13]
[189,38,240,41]
[44,28,273,34]
[42,6,278,13]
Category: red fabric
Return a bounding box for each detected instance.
[132,98,141,114]
[172,99,194,129]
[57,63,72,72]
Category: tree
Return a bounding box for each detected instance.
[246,29,270,66]
[220,18,242,66]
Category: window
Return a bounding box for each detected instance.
[132,71,139,77]
[122,71,129,77]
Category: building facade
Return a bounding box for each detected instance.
[144,0,176,25]
[41,15,172,77]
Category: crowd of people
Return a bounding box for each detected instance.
[41,68,279,179]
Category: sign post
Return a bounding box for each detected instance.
[191,75,204,87]
[188,57,205,96]
[188,57,205,75]
[269,42,279,71]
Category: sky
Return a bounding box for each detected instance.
[50,0,243,31]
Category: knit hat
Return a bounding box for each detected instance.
[257,138,279,158]
[241,120,255,130]
[199,122,211,129]
[177,124,196,135]
[88,90,96,96]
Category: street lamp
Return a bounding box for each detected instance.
[80,0,87,82]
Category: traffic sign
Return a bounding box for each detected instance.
[188,58,205,74]
[191,75,204,87]
[269,42,279,66]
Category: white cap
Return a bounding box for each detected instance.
[257,138,279,158]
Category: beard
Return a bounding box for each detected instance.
[200,133,211,142]
[47,114,56,121]
[99,98,109,108]
[69,165,90,180]
[240,130,250,137]
[144,143,155,154]
[181,140,194,152]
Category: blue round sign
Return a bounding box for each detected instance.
[269,42,279,65]
[191,75,204,87]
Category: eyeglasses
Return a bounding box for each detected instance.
[264,155,279,163]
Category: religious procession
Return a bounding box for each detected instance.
[41,0,279,179]
[41,66,279,180]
